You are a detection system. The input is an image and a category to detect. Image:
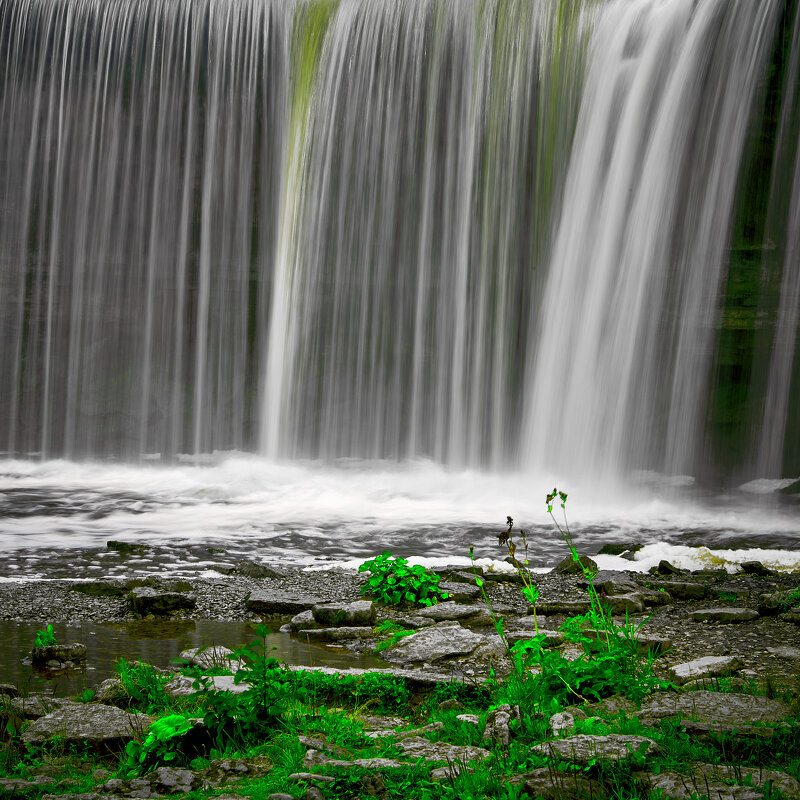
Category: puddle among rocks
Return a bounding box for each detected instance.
[0,619,383,697]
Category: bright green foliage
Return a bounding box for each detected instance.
[120,714,193,777]
[33,623,56,648]
[115,657,172,714]
[359,551,449,607]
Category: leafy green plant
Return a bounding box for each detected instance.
[119,714,193,777]
[116,657,172,713]
[33,624,56,648]
[359,552,449,607]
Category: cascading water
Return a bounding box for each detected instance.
[1,0,799,488]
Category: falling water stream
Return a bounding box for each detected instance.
[1,0,799,577]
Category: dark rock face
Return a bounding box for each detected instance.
[553,554,597,575]
[129,586,196,616]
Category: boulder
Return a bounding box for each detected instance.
[21,704,153,748]
[758,590,800,616]
[9,696,83,720]
[311,600,375,626]
[482,704,519,749]
[512,768,604,799]
[246,590,322,615]
[129,586,196,616]
[31,643,88,667]
[236,560,287,579]
[437,581,482,602]
[379,621,487,664]
[553,554,597,575]
[151,767,198,794]
[532,734,661,765]
[667,655,743,685]
[396,736,492,762]
[415,602,492,623]
[578,570,638,595]
[0,683,18,698]
[740,561,776,576]
[637,691,795,728]
[655,581,706,600]
[603,593,646,614]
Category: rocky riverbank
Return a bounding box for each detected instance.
[1,556,800,800]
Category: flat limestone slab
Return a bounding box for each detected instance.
[637,691,795,728]
[532,734,661,765]
[380,621,486,664]
[690,608,759,623]
[667,655,743,685]
[245,590,322,614]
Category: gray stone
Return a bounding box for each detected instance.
[549,711,577,736]
[246,590,322,615]
[31,643,88,666]
[0,682,18,698]
[553,554,597,575]
[655,560,683,575]
[578,570,638,595]
[396,736,492,763]
[298,627,376,642]
[22,704,153,746]
[456,714,480,726]
[267,795,296,800]
[312,600,375,626]
[93,678,124,703]
[740,561,776,576]
[365,721,444,739]
[604,593,646,614]
[537,600,592,615]
[532,734,661,765]
[236,560,287,579]
[637,691,795,728]
[667,655,743,685]
[179,645,242,671]
[304,789,325,800]
[9,696,83,720]
[767,646,800,659]
[298,735,352,758]
[379,621,487,664]
[286,772,336,783]
[643,771,763,800]
[696,763,800,798]
[129,586,196,616]
[437,581,482,602]
[482,705,517,749]
[415,602,492,623]
[506,629,565,647]
[511,768,604,800]
[152,767,196,793]
[654,581,706,600]
[758,590,800,616]
[289,610,324,631]
[303,751,411,770]
[690,608,759,623]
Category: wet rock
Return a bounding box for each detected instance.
[31,643,88,667]
[653,580,706,600]
[379,621,487,664]
[312,600,375,626]
[107,540,149,553]
[532,734,661,765]
[767,646,800,659]
[758,590,800,615]
[396,736,492,763]
[22,704,153,748]
[299,627,376,642]
[637,691,794,728]
[179,645,241,671]
[246,590,322,615]
[415,601,492,623]
[667,655,743,685]
[578,570,638,595]
[236,560,287,579]
[129,586,196,616]
[655,560,684,575]
[604,593,646,614]
[0,682,18,697]
[740,561,776,576]
[690,608,759,623]
[70,582,128,598]
[553,554,597,575]
[288,610,325,631]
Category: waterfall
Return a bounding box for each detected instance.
[1,0,798,486]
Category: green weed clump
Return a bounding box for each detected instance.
[119,714,193,777]
[359,551,449,607]
[33,624,56,648]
